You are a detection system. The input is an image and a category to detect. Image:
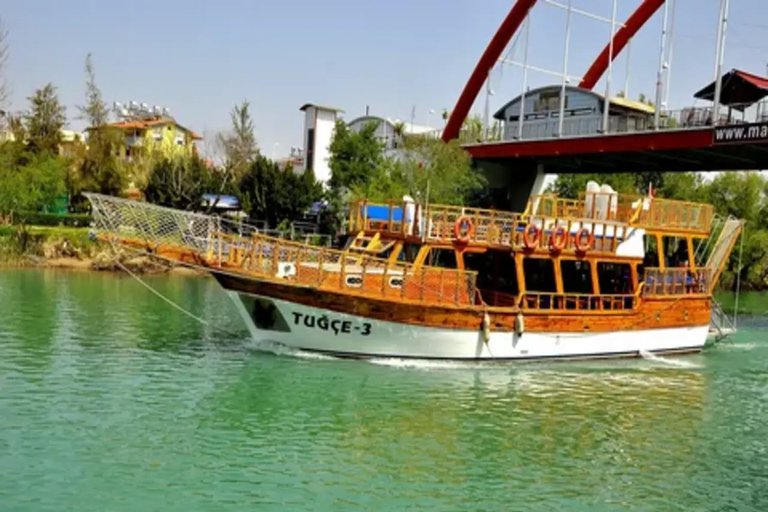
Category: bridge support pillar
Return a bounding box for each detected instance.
[475,161,549,213]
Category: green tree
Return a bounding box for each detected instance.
[144,155,226,210]
[70,53,127,209]
[238,155,322,228]
[24,83,66,155]
[0,151,66,215]
[0,17,9,130]
[549,173,639,199]
[328,119,384,191]
[219,100,258,176]
[77,53,108,126]
[351,137,484,206]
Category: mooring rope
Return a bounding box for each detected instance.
[115,259,240,337]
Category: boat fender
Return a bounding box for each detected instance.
[482,312,491,344]
[515,312,525,337]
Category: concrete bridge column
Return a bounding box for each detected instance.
[475,160,548,213]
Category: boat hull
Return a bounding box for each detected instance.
[227,290,709,361]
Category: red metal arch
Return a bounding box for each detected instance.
[443,0,666,142]
[442,0,538,142]
[579,0,666,89]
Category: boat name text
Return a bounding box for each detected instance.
[292,312,372,336]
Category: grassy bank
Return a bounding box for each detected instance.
[0,225,200,275]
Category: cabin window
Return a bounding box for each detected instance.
[561,260,593,294]
[464,251,518,306]
[523,258,557,293]
[641,235,660,277]
[597,262,633,295]
[427,248,457,269]
[662,236,690,268]
[397,243,420,263]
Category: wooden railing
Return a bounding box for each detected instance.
[207,231,478,307]
[526,193,714,234]
[520,292,638,312]
[641,267,711,296]
[348,200,424,238]
[348,200,631,254]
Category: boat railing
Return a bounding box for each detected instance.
[85,193,478,308]
[348,200,425,238]
[526,193,713,234]
[520,292,637,312]
[641,267,711,296]
[209,231,479,307]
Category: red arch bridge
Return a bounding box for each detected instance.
[443,0,768,209]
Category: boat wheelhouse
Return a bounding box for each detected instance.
[84,185,742,361]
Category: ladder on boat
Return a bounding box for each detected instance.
[704,217,743,291]
[709,298,737,341]
[347,231,395,258]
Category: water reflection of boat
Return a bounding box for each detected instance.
[84,186,742,362]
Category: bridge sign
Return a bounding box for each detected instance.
[713,122,768,145]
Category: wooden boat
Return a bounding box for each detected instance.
[84,187,742,361]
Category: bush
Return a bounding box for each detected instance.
[12,211,93,228]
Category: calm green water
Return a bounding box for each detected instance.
[1,269,767,511]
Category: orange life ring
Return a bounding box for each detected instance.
[575,227,594,252]
[454,216,473,243]
[523,224,540,250]
[550,226,567,252]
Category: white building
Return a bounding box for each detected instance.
[294,105,438,185]
[299,103,343,185]
[346,115,437,153]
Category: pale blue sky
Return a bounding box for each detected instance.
[3,0,768,158]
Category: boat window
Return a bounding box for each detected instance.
[561,260,593,294]
[427,248,457,269]
[464,251,519,301]
[397,243,421,263]
[523,258,557,293]
[597,262,633,294]
[662,236,690,268]
[640,234,660,277]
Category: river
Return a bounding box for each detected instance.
[1,269,766,511]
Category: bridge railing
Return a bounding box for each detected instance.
[658,101,768,129]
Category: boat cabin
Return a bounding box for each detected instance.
[344,182,723,313]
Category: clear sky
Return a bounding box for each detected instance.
[3,0,767,158]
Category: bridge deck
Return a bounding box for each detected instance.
[464,123,768,174]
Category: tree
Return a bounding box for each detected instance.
[0,151,66,215]
[218,100,258,176]
[549,173,638,199]
[0,18,9,130]
[351,137,484,206]
[144,155,226,210]
[77,53,108,127]
[68,54,128,209]
[328,119,384,191]
[238,155,322,228]
[24,83,66,155]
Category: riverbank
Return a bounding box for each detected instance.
[0,225,204,276]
